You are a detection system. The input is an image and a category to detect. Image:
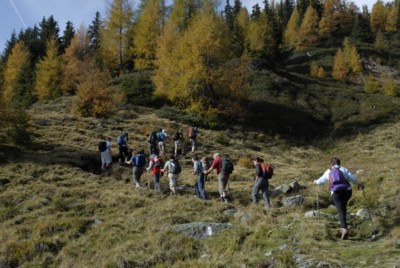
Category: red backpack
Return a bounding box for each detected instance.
[261,163,273,179]
[188,127,196,138]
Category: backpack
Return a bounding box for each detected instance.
[329,168,350,192]
[134,154,146,167]
[261,163,273,179]
[189,127,196,138]
[117,134,127,146]
[172,132,180,141]
[98,141,107,152]
[157,132,165,141]
[148,132,157,144]
[222,158,234,174]
[170,160,181,174]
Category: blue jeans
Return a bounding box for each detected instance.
[153,173,161,192]
[252,177,270,207]
[195,173,207,200]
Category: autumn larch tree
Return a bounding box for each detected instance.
[296,5,319,51]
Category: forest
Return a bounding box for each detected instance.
[1,0,399,142]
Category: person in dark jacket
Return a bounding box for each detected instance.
[252,157,271,208]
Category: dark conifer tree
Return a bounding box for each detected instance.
[351,13,373,43]
[1,30,17,63]
[88,11,103,51]
[61,21,75,52]
[251,3,261,20]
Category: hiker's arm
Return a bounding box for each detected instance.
[341,168,362,186]
[314,169,330,184]
[147,161,153,171]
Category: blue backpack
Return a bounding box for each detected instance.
[117,134,127,146]
[134,154,146,167]
[329,168,350,192]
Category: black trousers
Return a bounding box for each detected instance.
[331,190,352,228]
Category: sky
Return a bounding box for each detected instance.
[0,0,381,54]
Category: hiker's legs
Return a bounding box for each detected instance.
[154,173,161,191]
[196,173,207,200]
[174,141,178,156]
[218,173,229,200]
[132,167,143,187]
[118,146,124,162]
[101,152,107,170]
[122,146,129,161]
[190,138,196,152]
[331,190,352,228]
[169,173,178,195]
[252,178,262,204]
[261,182,271,208]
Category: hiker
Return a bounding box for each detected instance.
[201,156,210,181]
[192,155,207,200]
[162,154,181,196]
[172,129,184,157]
[252,157,271,208]
[314,156,365,240]
[117,132,129,162]
[126,149,146,188]
[147,131,158,155]
[99,136,112,172]
[188,127,198,153]
[206,153,234,202]
[157,129,168,155]
[147,152,164,192]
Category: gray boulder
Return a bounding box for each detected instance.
[289,181,301,193]
[356,209,369,220]
[172,222,233,240]
[304,210,334,219]
[271,184,292,197]
[282,195,304,207]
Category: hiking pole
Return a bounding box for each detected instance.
[361,187,377,235]
[315,184,320,221]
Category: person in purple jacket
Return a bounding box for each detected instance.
[314,156,364,240]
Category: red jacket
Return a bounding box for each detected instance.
[210,157,222,174]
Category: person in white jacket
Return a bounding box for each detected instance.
[314,156,364,240]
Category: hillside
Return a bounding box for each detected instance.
[0,96,399,267]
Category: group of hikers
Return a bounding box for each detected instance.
[98,127,366,240]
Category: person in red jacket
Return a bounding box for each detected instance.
[147,153,164,192]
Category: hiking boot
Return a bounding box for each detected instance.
[340,228,348,240]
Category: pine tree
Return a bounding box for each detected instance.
[232,7,249,57]
[310,61,319,77]
[100,0,134,75]
[88,11,103,51]
[34,36,64,100]
[364,74,379,93]
[134,0,166,69]
[2,41,33,108]
[374,30,389,51]
[61,21,75,52]
[251,4,261,20]
[246,13,275,57]
[351,13,373,43]
[296,5,319,51]
[1,30,17,63]
[318,67,327,78]
[224,0,235,32]
[284,5,300,47]
[39,16,61,57]
[332,48,349,80]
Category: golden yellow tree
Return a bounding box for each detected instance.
[332,48,349,80]
[34,36,64,100]
[134,0,165,69]
[62,26,92,93]
[370,1,386,33]
[318,67,327,78]
[73,66,123,117]
[284,6,300,48]
[343,37,362,74]
[246,13,274,57]
[382,74,398,96]
[310,61,319,77]
[296,6,319,51]
[153,10,231,112]
[385,6,397,32]
[364,74,379,93]
[2,41,31,107]
[100,0,134,75]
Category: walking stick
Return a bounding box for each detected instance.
[315,185,320,220]
[147,172,151,192]
[362,188,377,235]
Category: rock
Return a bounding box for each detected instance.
[317,261,333,268]
[223,209,238,216]
[240,213,253,223]
[91,219,103,226]
[282,195,304,207]
[234,211,243,218]
[293,254,318,268]
[356,209,369,220]
[271,184,292,197]
[289,181,301,193]
[265,250,274,256]
[304,211,334,219]
[279,244,287,250]
[172,222,233,240]
[200,254,210,260]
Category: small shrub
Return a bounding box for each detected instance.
[310,61,319,77]
[237,156,253,169]
[364,75,380,94]
[119,70,155,106]
[318,67,327,78]
[7,110,31,145]
[214,133,230,146]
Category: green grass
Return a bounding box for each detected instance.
[0,96,400,267]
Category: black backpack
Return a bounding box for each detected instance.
[98,141,107,152]
[148,132,157,144]
[222,158,234,174]
[170,160,182,174]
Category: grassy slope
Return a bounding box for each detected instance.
[0,96,399,267]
